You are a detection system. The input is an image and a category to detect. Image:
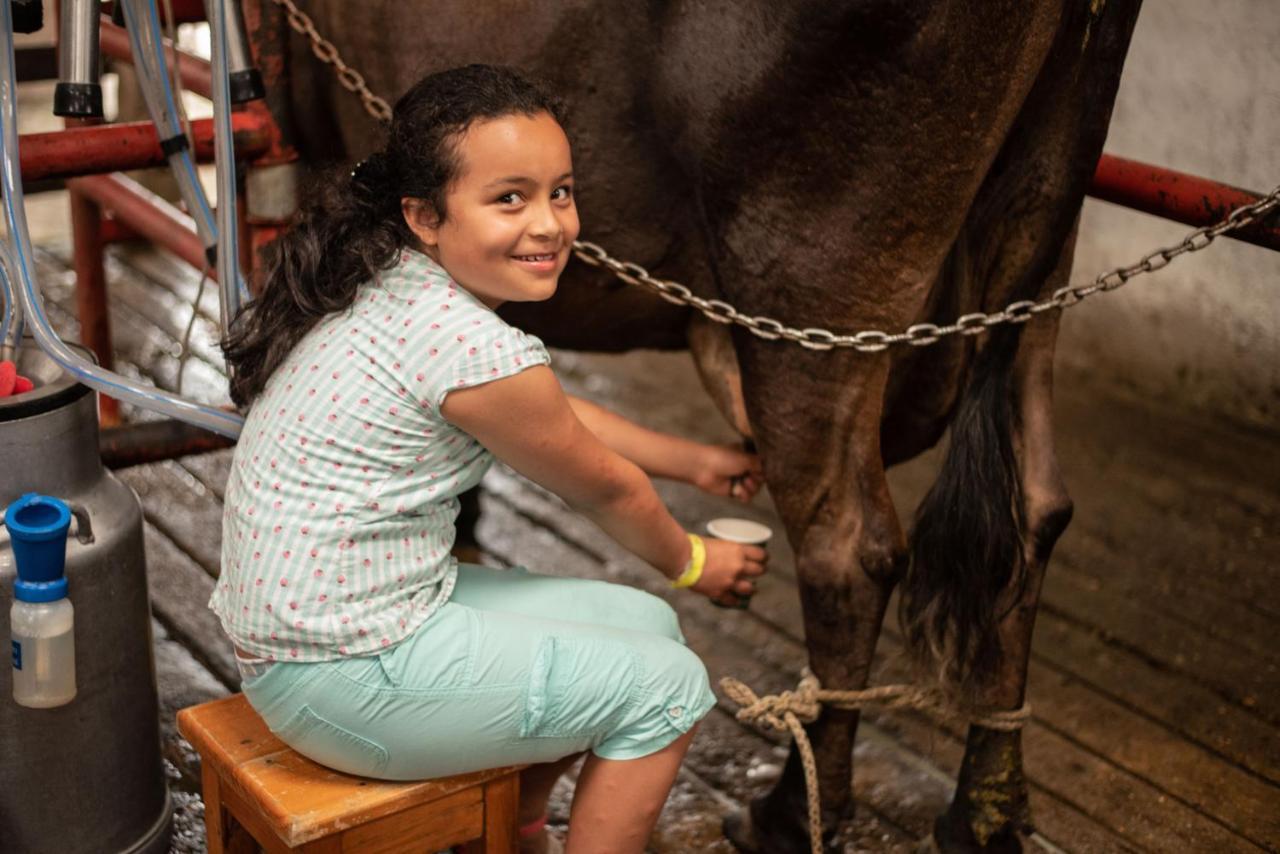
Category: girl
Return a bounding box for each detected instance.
[213,65,768,853]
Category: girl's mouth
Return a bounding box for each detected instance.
[512,251,559,273]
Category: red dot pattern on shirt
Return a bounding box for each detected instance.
[214,251,546,661]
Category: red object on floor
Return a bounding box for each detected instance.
[13,376,33,394]
[0,361,15,396]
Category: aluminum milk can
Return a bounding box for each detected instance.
[0,340,171,853]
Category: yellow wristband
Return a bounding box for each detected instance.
[671,533,706,589]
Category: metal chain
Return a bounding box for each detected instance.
[277,1,1279,353]
[269,0,392,122]
[573,185,1280,352]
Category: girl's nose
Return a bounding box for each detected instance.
[528,201,564,240]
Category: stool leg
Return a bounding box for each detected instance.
[202,764,259,854]
[226,815,260,854]
[464,772,520,854]
[201,764,230,854]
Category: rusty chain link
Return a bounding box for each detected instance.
[280,0,1279,353]
[269,0,392,122]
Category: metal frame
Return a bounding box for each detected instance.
[33,7,293,426]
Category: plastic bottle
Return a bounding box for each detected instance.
[6,493,76,708]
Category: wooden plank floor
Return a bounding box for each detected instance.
[25,238,1280,853]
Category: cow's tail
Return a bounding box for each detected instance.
[899,320,1027,697]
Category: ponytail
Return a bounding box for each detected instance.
[222,162,405,406]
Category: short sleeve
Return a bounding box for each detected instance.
[422,322,550,410]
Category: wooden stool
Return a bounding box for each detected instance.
[177,694,523,853]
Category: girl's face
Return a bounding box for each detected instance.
[404,111,578,309]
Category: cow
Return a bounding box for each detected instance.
[254,1,1144,850]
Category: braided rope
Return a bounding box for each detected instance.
[720,670,1029,854]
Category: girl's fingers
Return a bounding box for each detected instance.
[727,464,766,503]
[733,579,756,596]
[727,477,744,500]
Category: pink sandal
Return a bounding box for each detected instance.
[519,814,564,854]
[519,815,549,837]
[448,815,560,854]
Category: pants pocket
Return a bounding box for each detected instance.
[521,636,642,739]
[377,603,478,690]
[273,703,390,778]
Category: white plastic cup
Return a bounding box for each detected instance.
[706,517,773,546]
[705,518,773,610]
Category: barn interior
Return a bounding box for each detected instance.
[1,2,1276,852]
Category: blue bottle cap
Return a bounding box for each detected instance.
[14,577,69,603]
[5,493,72,584]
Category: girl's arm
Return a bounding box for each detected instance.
[567,394,764,502]
[442,366,765,598]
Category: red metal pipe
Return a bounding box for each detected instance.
[1088,154,1279,252]
[241,2,300,170]
[242,0,303,290]
[98,17,211,98]
[98,217,140,244]
[102,1,207,25]
[68,189,110,364]
[157,0,208,24]
[68,185,120,426]
[100,419,236,469]
[67,173,213,279]
[63,112,122,426]
[20,114,270,183]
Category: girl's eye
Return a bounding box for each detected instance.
[497,191,524,205]
[552,185,574,201]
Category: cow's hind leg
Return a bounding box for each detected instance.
[910,0,1140,842]
[723,362,907,854]
[925,255,1074,854]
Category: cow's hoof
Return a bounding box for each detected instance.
[723,801,823,854]
[722,807,760,853]
[927,813,1025,854]
[915,833,942,853]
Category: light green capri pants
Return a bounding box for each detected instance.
[240,563,717,780]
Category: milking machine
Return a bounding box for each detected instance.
[54,0,102,117]
[1,1,255,850]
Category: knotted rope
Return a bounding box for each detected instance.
[720,670,1030,854]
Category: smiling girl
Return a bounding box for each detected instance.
[214,65,767,853]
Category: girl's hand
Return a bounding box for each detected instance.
[691,538,768,607]
[691,443,764,503]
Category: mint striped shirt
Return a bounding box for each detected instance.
[211,249,550,661]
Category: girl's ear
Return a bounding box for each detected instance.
[401,198,441,248]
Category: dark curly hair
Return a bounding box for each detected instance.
[222,64,566,406]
